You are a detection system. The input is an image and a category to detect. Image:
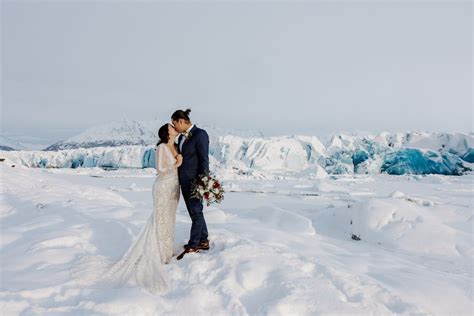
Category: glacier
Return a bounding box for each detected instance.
[461,148,474,163]
[381,149,470,176]
[1,131,472,176]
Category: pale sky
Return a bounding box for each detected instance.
[1,0,472,143]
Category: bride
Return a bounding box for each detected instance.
[70,123,182,293]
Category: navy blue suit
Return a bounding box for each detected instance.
[177,125,209,248]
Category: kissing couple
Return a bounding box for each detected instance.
[70,108,211,293]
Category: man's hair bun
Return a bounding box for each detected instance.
[171,108,192,122]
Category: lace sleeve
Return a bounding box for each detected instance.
[155,144,176,175]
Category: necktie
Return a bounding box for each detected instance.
[179,134,185,152]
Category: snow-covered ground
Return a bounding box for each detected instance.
[1,164,473,315]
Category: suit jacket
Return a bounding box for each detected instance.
[177,125,210,184]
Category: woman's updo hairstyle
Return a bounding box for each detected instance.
[171,108,191,122]
[156,123,170,146]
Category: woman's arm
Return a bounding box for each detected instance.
[156,145,177,174]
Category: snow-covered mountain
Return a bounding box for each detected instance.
[0,135,26,151]
[44,120,160,150]
[44,119,264,151]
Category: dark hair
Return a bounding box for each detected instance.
[171,108,191,122]
[156,124,170,146]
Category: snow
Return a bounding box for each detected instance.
[43,119,263,151]
[43,120,160,150]
[0,135,25,151]
[1,164,472,315]
[1,130,473,176]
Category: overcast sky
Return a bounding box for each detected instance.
[1,0,472,142]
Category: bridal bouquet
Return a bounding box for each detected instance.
[191,172,225,206]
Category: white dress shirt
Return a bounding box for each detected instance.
[179,124,194,152]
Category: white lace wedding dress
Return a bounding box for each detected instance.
[70,143,180,293]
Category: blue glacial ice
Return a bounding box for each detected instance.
[38,158,48,168]
[381,148,470,176]
[324,151,354,174]
[142,148,156,168]
[461,148,474,163]
[352,150,369,166]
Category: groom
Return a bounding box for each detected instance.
[171,109,210,260]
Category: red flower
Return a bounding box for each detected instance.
[213,182,220,189]
[204,192,210,199]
